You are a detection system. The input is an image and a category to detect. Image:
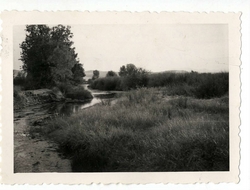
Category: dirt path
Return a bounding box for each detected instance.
[14,105,71,173]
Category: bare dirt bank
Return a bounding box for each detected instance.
[14,105,72,172]
[14,87,65,110]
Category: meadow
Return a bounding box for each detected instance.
[35,74,229,171]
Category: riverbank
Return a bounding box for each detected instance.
[14,85,118,172]
[14,85,93,110]
[37,88,229,172]
[14,104,72,172]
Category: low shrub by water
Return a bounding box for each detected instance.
[40,88,229,172]
[57,83,93,100]
[66,87,93,100]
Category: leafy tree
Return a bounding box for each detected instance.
[20,24,84,89]
[106,70,118,77]
[118,64,143,77]
[92,70,100,80]
[72,63,86,84]
[20,25,52,88]
[118,64,148,89]
[118,65,127,77]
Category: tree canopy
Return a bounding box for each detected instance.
[119,64,147,77]
[106,70,118,77]
[92,70,100,80]
[118,64,149,90]
[20,24,85,89]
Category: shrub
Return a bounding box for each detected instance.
[56,82,74,95]
[120,73,148,90]
[147,72,228,99]
[56,82,92,100]
[106,71,118,77]
[14,76,26,86]
[90,76,122,91]
[66,86,93,100]
[194,73,229,99]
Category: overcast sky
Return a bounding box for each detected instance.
[14,24,228,72]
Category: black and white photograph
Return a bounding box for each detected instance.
[13,23,230,172]
[1,11,242,184]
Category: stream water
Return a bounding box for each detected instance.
[14,85,117,172]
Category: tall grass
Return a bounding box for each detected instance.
[38,88,229,172]
[90,72,228,99]
[148,72,229,99]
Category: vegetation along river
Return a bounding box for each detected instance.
[14,85,117,172]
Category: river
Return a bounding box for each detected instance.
[14,85,117,172]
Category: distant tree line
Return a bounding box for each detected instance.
[90,63,229,99]
[19,25,85,89]
[90,63,149,91]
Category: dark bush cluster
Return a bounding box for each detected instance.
[14,76,26,86]
[14,71,27,86]
[194,73,229,99]
[57,82,93,100]
[91,76,122,91]
[66,88,93,100]
[148,72,229,99]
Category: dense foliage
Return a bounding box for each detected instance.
[106,70,118,77]
[91,64,149,90]
[91,64,228,99]
[20,25,85,89]
[92,70,100,80]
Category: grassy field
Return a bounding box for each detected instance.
[36,87,229,172]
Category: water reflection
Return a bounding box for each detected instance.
[15,85,116,120]
[45,97,102,116]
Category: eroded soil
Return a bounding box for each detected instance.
[14,104,72,172]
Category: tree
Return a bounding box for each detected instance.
[72,63,86,84]
[118,65,127,77]
[92,70,100,80]
[106,70,118,77]
[20,24,84,89]
[118,64,149,89]
[20,25,52,88]
[118,64,139,77]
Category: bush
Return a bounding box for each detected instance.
[194,73,229,99]
[65,86,93,100]
[14,76,26,86]
[56,82,92,100]
[56,82,74,95]
[120,73,148,90]
[147,72,228,99]
[66,89,93,100]
[90,76,122,91]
